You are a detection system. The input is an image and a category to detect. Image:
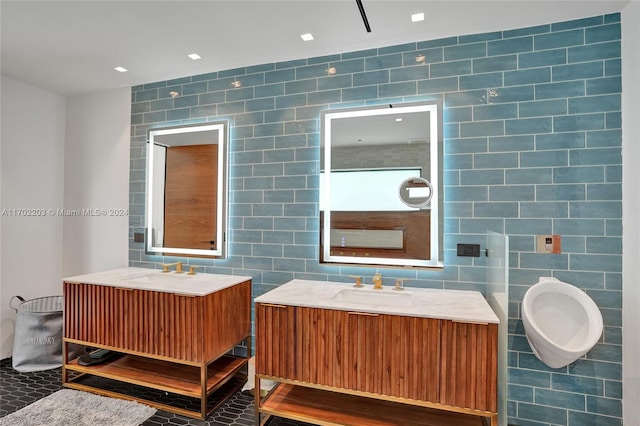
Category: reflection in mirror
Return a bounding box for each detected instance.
[399,176,433,208]
[320,101,443,268]
[146,121,228,258]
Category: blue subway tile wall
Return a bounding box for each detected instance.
[128,14,622,425]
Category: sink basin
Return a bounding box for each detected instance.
[331,288,412,307]
[124,273,191,285]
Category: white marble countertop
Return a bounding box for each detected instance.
[63,267,251,296]
[254,279,499,324]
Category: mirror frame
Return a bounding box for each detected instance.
[145,121,229,258]
[320,100,443,268]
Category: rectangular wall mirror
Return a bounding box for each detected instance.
[146,121,229,258]
[320,101,443,268]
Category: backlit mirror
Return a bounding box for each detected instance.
[146,121,228,257]
[320,101,443,268]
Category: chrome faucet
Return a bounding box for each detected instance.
[372,273,383,290]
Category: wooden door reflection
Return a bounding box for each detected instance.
[164,144,217,250]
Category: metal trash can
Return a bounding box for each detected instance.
[10,295,66,372]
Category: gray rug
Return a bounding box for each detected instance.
[0,389,157,426]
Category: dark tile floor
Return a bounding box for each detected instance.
[0,358,308,426]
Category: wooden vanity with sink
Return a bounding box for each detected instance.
[254,279,499,426]
[61,267,251,420]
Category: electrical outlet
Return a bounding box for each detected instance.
[536,235,561,254]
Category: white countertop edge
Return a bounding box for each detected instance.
[254,279,499,324]
[62,267,252,296]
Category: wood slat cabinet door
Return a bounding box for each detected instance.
[382,315,440,402]
[295,307,352,388]
[342,310,384,394]
[256,305,386,392]
[440,320,498,412]
[254,303,297,380]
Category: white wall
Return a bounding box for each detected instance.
[622,1,640,420]
[0,77,66,359]
[62,89,130,276]
[0,80,130,358]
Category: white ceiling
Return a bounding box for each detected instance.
[0,0,629,97]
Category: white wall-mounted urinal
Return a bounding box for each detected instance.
[521,277,603,368]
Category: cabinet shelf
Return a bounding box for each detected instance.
[65,353,246,398]
[259,383,483,426]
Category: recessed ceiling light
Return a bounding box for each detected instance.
[188,53,202,60]
[395,118,403,122]
[300,33,314,41]
[114,66,128,73]
[411,13,425,23]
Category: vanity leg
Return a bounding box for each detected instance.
[254,375,260,425]
[201,364,207,420]
[61,341,68,385]
[489,413,498,426]
[246,335,252,363]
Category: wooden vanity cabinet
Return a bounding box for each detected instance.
[62,279,251,420]
[255,303,497,426]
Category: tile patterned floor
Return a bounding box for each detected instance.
[0,358,308,425]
